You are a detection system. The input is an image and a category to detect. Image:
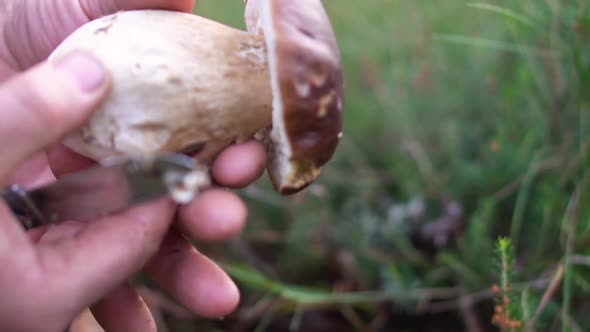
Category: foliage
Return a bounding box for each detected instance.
[150,1,590,331]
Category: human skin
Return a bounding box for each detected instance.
[0,1,267,331]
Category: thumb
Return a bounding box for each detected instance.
[0,50,110,181]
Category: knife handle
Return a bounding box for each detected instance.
[1,184,46,230]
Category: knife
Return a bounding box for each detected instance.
[1,153,209,230]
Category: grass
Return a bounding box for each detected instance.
[147,1,590,331]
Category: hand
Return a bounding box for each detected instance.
[0,1,267,332]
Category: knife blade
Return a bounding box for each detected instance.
[1,153,209,229]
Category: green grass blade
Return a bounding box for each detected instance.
[222,263,460,305]
[437,253,483,287]
[433,34,557,57]
[467,3,539,29]
[510,153,543,253]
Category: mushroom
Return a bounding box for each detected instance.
[48,0,344,195]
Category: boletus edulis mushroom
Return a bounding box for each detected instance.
[48,0,344,196]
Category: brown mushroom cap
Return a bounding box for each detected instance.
[246,0,344,194]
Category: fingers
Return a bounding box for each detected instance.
[49,139,268,186]
[0,51,109,180]
[91,283,157,332]
[49,139,269,185]
[177,189,247,243]
[0,202,35,275]
[144,230,240,318]
[46,144,96,177]
[4,152,54,188]
[3,0,195,71]
[36,199,176,310]
[49,140,263,244]
[211,140,267,188]
[179,141,260,242]
[79,0,195,19]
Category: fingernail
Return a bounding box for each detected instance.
[55,51,105,92]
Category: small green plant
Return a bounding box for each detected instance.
[492,237,524,331]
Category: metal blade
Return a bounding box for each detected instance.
[2,153,207,229]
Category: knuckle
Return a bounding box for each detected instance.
[130,221,164,257]
[124,207,175,257]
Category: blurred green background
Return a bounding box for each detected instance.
[151,1,590,331]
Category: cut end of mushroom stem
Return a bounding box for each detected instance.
[164,168,211,204]
[48,0,344,196]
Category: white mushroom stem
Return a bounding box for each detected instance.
[50,11,274,165]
